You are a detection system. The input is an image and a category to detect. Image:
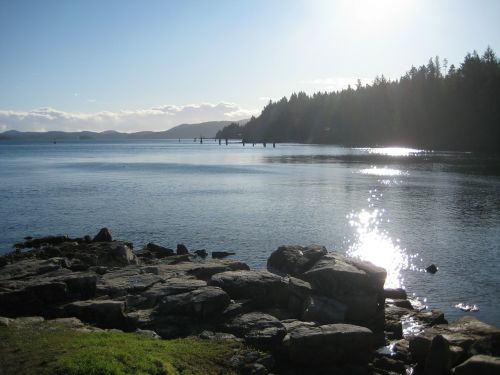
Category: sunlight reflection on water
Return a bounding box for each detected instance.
[360,167,408,176]
[360,147,423,157]
[346,187,418,289]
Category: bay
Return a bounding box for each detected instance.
[0,140,499,326]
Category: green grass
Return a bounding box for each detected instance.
[0,321,242,375]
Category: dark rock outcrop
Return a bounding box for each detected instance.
[223,312,286,349]
[145,243,175,257]
[267,244,327,277]
[409,316,500,368]
[212,251,235,259]
[92,228,113,242]
[452,354,500,374]
[158,286,230,318]
[176,244,189,255]
[281,322,374,366]
[1,233,498,375]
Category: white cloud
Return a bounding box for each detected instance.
[0,102,259,133]
[301,77,373,92]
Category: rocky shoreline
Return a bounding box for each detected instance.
[1,228,499,374]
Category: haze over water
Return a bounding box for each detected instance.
[1,140,499,326]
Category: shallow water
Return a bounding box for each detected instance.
[1,140,499,326]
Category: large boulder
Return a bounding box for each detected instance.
[452,355,500,375]
[0,266,97,317]
[96,267,163,297]
[301,295,347,324]
[223,312,286,349]
[282,322,374,366]
[64,299,127,329]
[209,270,289,308]
[158,286,230,318]
[301,254,386,323]
[409,316,500,367]
[266,246,386,325]
[267,245,327,277]
[128,277,207,310]
[0,280,68,316]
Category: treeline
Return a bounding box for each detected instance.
[217,48,500,151]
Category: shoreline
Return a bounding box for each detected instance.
[1,228,499,374]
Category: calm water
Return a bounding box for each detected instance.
[1,140,499,326]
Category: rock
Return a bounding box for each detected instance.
[199,330,239,341]
[0,280,69,316]
[385,318,403,340]
[302,254,386,323]
[135,329,161,339]
[413,309,447,327]
[409,316,500,366]
[158,286,230,318]
[373,356,407,374]
[145,243,174,257]
[384,288,408,300]
[176,244,189,255]
[426,264,438,274]
[143,259,249,280]
[224,312,286,349]
[0,257,68,281]
[161,254,192,265]
[127,277,207,309]
[96,267,163,297]
[424,334,452,375]
[11,316,45,325]
[301,295,347,324]
[452,354,500,375]
[15,235,69,249]
[92,228,113,242]
[283,323,374,366]
[212,251,235,259]
[64,299,127,329]
[209,270,289,308]
[69,260,89,272]
[386,298,414,310]
[228,350,274,374]
[60,273,97,300]
[109,243,137,266]
[50,317,87,329]
[267,245,327,277]
[0,316,11,326]
[194,249,208,258]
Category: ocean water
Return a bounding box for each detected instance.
[1,140,499,326]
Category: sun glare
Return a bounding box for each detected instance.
[317,0,415,36]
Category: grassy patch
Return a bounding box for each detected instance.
[0,321,242,375]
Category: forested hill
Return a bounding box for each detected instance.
[217,48,500,152]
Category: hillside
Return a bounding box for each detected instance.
[0,120,248,141]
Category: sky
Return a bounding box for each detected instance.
[0,0,499,132]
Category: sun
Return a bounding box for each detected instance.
[314,0,415,36]
[354,0,415,34]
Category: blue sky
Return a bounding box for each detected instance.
[1,0,499,131]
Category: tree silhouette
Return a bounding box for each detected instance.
[217,48,500,152]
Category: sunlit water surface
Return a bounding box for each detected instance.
[0,140,499,326]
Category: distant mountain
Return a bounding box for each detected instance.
[0,120,249,141]
[162,121,233,139]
